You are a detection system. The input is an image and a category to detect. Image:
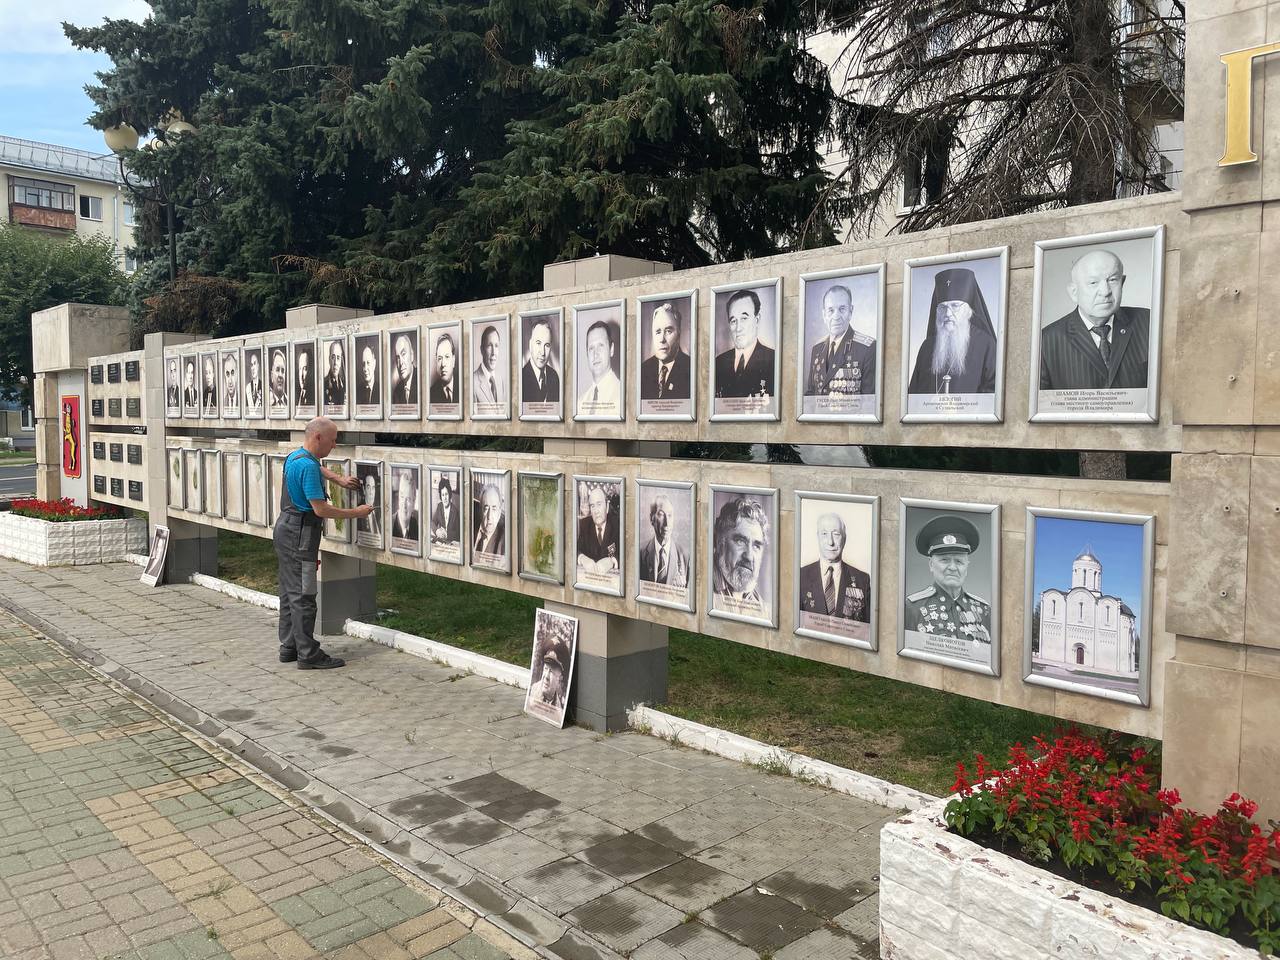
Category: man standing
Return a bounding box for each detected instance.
[391,332,419,407]
[472,325,506,407]
[576,321,621,417]
[798,512,870,622]
[804,285,876,397]
[907,268,998,395]
[521,319,560,403]
[323,339,347,408]
[244,351,264,411]
[429,333,458,404]
[712,496,771,620]
[1039,249,1150,390]
[473,484,506,555]
[903,515,991,643]
[638,493,689,587]
[576,486,619,574]
[273,417,371,670]
[430,475,460,544]
[268,348,289,413]
[639,303,691,401]
[714,289,775,398]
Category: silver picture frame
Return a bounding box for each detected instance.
[353,459,385,550]
[793,490,879,651]
[388,461,424,557]
[166,447,185,510]
[243,452,268,527]
[469,467,512,574]
[427,465,465,566]
[518,470,565,586]
[322,457,354,544]
[201,449,224,518]
[352,331,384,420]
[467,315,511,421]
[707,483,779,628]
[219,347,242,420]
[571,474,624,597]
[796,264,885,424]
[198,351,219,420]
[517,307,565,422]
[242,345,266,420]
[635,288,697,422]
[387,327,422,421]
[425,320,464,421]
[291,338,318,420]
[709,277,783,423]
[320,334,350,420]
[183,448,202,513]
[572,299,626,423]
[635,478,697,613]
[223,451,244,522]
[265,342,291,420]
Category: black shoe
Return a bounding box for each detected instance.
[279,649,298,663]
[298,654,345,670]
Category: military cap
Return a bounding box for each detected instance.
[915,515,981,556]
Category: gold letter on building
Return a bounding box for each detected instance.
[1220,42,1280,166]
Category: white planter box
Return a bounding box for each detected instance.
[880,796,1263,960]
[0,512,148,567]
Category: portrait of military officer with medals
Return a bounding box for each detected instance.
[795,491,878,650]
[798,265,884,422]
[899,499,1000,676]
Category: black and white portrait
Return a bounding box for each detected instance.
[223,451,244,522]
[573,301,624,422]
[322,458,354,543]
[711,279,781,421]
[354,460,384,549]
[1030,227,1164,423]
[202,450,223,518]
[244,453,267,527]
[181,356,199,418]
[519,308,563,421]
[388,327,421,419]
[898,498,1000,676]
[428,466,463,565]
[427,321,462,420]
[292,339,317,419]
[708,485,778,627]
[242,347,265,419]
[795,491,877,650]
[637,291,696,421]
[322,336,348,419]
[353,332,382,419]
[199,352,218,418]
[524,608,579,729]
[902,248,1007,422]
[573,475,623,597]
[220,349,241,419]
[636,479,695,613]
[141,525,169,588]
[389,463,422,557]
[267,345,290,419]
[798,266,883,422]
[165,357,181,417]
[469,316,510,421]
[470,468,511,573]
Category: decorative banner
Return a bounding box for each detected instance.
[60,395,82,479]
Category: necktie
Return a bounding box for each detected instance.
[489,376,497,401]
[444,385,451,402]
[658,365,669,398]
[735,354,745,376]
[656,545,668,583]
[591,386,599,405]
[1094,324,1111,364]
[475,529,485,551]
[824,566,837,613]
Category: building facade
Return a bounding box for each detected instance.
[1037,551,1140,679]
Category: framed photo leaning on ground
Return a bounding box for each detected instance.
[636,290,696,422]
[469,467,511,573]
[635,478,695,613]
[710,278,781,422]
[428,466,464,565]
[524,608,579,729]
[797,264,884,423]
[468,316,510,421]
[141,526,169,588]
[572,475,623,597]
[794,490,878,651]
[708,484,778,628]
[518,471,564,585]
[573,300,625,422]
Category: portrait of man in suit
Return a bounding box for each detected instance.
[471,322,507,415]
[638,299,692,415]
[576,485,619,574]
[182,358,199,415]
[390,465,421,553]
[798,512,870,623]
[520,314,561,414]
[200,355,218,416]
[575,318,621,420]
[472,480,507,561]
[638,492,689,589]
[906,267,999,397]
[714,288,776,401]
[428,330,459,407]
[294,342,316,411]
[711,492,774,624]
[355,464,383,548]
[244,349,264,414]
[389,330,419,413]
[355,335,381,412]
[166,358,181,413]
[268,348,289,415]
[323,338,347,412]
[221,352,240,416]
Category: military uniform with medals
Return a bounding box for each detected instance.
[903,516,992,644]
[805,330,876,397]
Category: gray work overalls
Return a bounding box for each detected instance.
[273,449,324,662]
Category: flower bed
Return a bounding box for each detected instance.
[9,497,124,522]
[0,507,146,567]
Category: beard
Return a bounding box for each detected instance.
[932,313,971,378]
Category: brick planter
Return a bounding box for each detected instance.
[0,513,147,567]
[879,795,1263,960]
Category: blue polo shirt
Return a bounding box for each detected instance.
[283,448,326,512]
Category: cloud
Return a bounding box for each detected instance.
[1,0,150,55]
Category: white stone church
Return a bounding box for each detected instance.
[1035,550,1139,679]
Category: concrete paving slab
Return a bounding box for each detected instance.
[565,886,684,954]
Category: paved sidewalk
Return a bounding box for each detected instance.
[0,560,893,960]
[0,610,527,960]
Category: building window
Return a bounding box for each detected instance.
[124,252,138,274]
[123,201,137,226]
[10,176,74,212]
[79,195,103,221]
[899,130,950,212]
[20,406,34,431]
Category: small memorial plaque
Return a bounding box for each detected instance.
[128,480,143,501]
[92,441,106,460]
[93,475,106,494]
[107,363,121,383]
[126,397,141,417]
[90,365,104,384]
[110,477,124,498]
[91,399,105,418]
[127,444,142,465]
[109,443,123,462]
[125,360,140,381]
[108,398,122,417]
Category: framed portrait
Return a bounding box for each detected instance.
[223,451,245,522]
[469,467,511,573]
[292,339,318,420]
[525,608,579,729]
[636,290,697,422]
[794,491,878,650]
[427,466,464,565]
[166,448,185,509]
[710,278,782,422]
[635,479,696,613]
[201,450,224,518]
[797,265,884,423]
[321,335,349,419]
[898,498,1000,676]
[180,355,199,418]
[389,462,424,557]
[140,526,169,588]
[518,471,564,585]
[244,453,268,527]
[468,315,510,421]
[199,352,219,419]
[426,321,463,421]
[1029,226,1164,423]
[242,346,265,419]
[353,331,383,419]
[183,449,202,513]
[1024,507,1154,706]
[266,343,291,420]
[267,454,286,525]
[354,460,385,550]
[707,484,778,628]
[322,458,354,543]
[387,327,422,420]
[573,300,625,422]
[518,308,564,421]
[217,349,240,420]
[901,246,1008,423]
[164,355,182,418]
[572,475,624,596]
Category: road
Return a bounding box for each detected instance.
[0,462,36,498]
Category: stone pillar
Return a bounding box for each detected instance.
[165,516,219,579]
[543,254,672,292]
[317,553,378,634]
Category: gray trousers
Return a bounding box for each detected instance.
[274,508,322,662]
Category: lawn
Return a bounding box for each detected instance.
[0,450,35,464]
[218,530,1144,795]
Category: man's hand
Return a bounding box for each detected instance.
[354,504,376,519]
[335,473,361,491]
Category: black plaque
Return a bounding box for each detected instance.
[91,399,105,418]
[109,443,123,462]
[108,398,122,417]
[93,475,106,494]
[90,365,104,384]
[110,478,124,498]
[92,441,106,460]
[125,360,140,381]
[126,397,141,417]
[128,480,143,502]
[107,363,121,383]
[127,444,142,465]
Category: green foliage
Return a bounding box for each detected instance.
[0,225,126,399]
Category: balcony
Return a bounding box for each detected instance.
[9,202,76,232]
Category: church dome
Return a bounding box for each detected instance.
[1075,550,1100,564]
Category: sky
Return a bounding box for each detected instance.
[1031,515,1147,633]
[0,0,150,153]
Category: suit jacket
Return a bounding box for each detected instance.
[638,536,689,587]
[1038,307,1150,391]
[907,328,998,394]
[714,343,775,398]
[521,361,560,405]
[296,381,314,407]
[472,365,505,406]
[201,387,217,413]
[429,377,458,404]
[577,515,619,564]
[639,350,692,401]
[798,560,871,622]
[430,502,460,542]
[323,375,346,406]
[392,512,419,541]
[244,381,263,409]
[184,386,199,409]
[167,386,180,408]
[391,371,418,406]
[804,332,876,396]
[356,379,380,407]
[473,516,506,555]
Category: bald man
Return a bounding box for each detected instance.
[1038,249,1150,391]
